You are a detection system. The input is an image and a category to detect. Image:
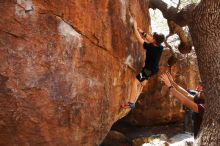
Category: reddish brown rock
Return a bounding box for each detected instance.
[0,0,151,145]
[101,130,131,146]
[0,0,200,145]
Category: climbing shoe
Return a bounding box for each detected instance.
[121,102,135,109]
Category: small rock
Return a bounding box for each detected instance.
[101,130,131,146]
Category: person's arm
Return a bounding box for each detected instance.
[137,28,144,34]
[161,73,199,112]
[133,21,145,44]
[167,72,195,101]
[170,88,198,112]
[137,27,154,43]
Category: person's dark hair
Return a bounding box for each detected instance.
[153,32,165,45]
[194,95,205,104]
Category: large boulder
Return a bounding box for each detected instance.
[0,0,151,145]
[100,130,131,146]
[0,0,200,145]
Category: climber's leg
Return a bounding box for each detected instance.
[129,78,140,103]
[129,68,151,103]
[121,68,152,109]
[121,77,148,109]
[121,102,136,109]
[121,79,139,109]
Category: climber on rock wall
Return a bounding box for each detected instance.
[121,19,165,109]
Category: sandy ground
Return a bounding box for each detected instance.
[110,121,194,146]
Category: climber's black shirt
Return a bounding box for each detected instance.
[143,42,163,74]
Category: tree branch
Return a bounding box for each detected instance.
[149,0,196,27]
[164,39,178,67]
[177,0,181,10]
[150,0,194,54]
[166,20,193,54]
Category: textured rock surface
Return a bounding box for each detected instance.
[0,0,200,145]
[101,130,131,146]
[124,49,200,126]
[0,0,151,145]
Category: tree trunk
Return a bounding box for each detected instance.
[189,0,220,145]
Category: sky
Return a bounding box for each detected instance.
[149,0,180,35]
[149,0,195,46]
[149,9,169,35]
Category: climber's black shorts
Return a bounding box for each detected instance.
[136,68,157,82]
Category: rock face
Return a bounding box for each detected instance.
[101,130,131,146]
[0,0,200,145]
[0,0,151,145]
[124,49,200,126]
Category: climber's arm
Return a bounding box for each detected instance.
[167,72,194,101]
[134,21,145,44]
[171,81,195,101]
[170,88,199,112]
[145,34,154,43]
[161,73,199,112]
[137,27,154,43]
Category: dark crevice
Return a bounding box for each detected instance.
[0,74,12,94]
[0,30,27,41]
[92,33,100,46]
[13,18,24,26]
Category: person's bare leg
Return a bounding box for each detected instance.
[121,79,148,108]
[129,79,139,103]
[129,79,148,103]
